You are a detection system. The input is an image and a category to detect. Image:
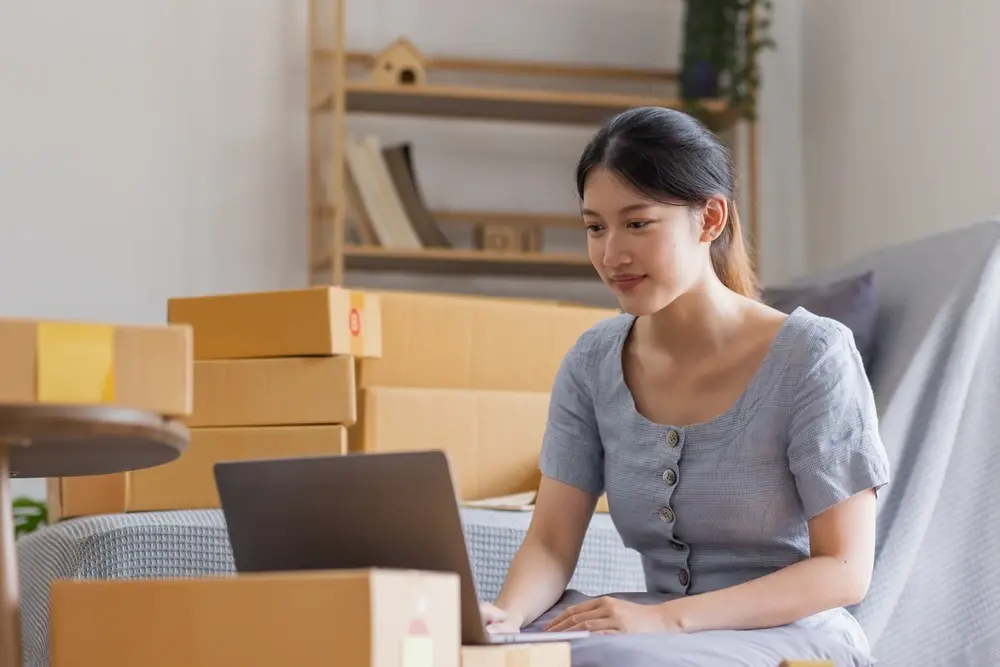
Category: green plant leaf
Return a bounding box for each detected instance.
[680,0,776,127]
[12,497,49,537]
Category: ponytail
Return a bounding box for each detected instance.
[710,202,760,300]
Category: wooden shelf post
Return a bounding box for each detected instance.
[308,0,348,286]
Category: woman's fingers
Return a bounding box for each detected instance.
[479,601,507,624]
[485,620,522,635]
[544,598,603,631]
[545,606,607,633]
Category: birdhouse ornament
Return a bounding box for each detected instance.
[371,37,427,87]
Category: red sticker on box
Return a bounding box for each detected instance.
[348,308,361,336]
[402,617,433,667]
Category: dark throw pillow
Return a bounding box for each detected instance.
[763,270,879,372]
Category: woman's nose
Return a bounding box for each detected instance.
[601,232,631,267]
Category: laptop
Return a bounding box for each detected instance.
[213,450,589,646]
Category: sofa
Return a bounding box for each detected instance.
[16,218,1000,667]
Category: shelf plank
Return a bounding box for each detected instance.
[432,209,581,229]
[334,50,679,83]
[326,81,724,125]
[337,247,597,278]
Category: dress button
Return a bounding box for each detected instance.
[669,540,686,552]
[659,507,675,523]
[666,430,680,447]
[662,469,677,486]
[678,569,690,586]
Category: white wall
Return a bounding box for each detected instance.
[0,1,310,499]
[0,1,804,499]
[802,1,1000,269]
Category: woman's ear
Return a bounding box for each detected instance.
[699,196,728,243]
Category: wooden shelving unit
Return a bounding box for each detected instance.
[307,0,752,286]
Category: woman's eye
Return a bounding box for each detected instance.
[627,220,652,229]
[585,223,604,234]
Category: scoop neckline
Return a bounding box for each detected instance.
[612,306,805,434]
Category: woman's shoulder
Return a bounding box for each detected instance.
[564,311,635,363]
[780,307,869,384]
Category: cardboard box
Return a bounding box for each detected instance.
[363,287,565,307]
[358,291,617,392]
[461,643,570,667]
[187,356,356,427]
[350,386,549,500]
[0,318,192,416]
[50,569,460,667]
[48,425,347,520]
[167,286,381,360]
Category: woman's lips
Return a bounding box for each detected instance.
[610,275,646,293]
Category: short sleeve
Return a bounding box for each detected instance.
[788,324,891,519]
[538,337,605,497]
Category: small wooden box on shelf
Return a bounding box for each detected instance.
[473,223,542,254]
[307,0,751,286]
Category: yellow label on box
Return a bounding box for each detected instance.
[401,634,433,667]
[36,322,115,404]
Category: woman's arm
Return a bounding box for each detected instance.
[666,488,877,632]
[492,477,598,628]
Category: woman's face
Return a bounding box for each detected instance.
[581,167,722,315]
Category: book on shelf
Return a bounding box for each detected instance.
[343,168,377,246]
[343,134,452,250]
[345,134,419,248]
[381,142,452,248]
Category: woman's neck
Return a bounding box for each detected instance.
[642,276,748,360]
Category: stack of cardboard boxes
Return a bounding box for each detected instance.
[46,286,381,520]
[46,286,618,518]
[44,286,619,667]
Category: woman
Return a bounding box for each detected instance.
[480,107,890,654]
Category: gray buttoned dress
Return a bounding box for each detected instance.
[539,307,891,653]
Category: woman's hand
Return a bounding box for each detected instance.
[479,601,524,635]
[544,596,684,635]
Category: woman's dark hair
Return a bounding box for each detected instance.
[575,106,759,299]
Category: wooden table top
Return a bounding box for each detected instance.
[0,404,189,478]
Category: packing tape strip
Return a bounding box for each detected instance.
[349,291,365,357]
[36,322,115,404]
[400,635,433,667]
